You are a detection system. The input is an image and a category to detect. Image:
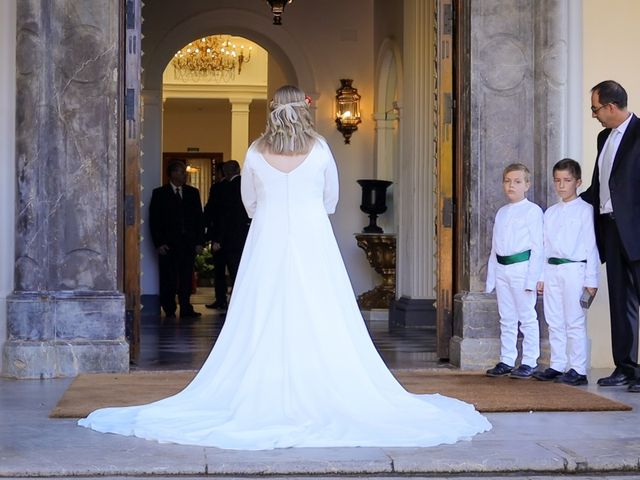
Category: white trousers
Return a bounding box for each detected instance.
[495,262,540,367]
[542,262,588,375]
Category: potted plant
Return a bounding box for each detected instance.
[194,244,215,287]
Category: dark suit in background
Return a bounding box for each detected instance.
[150,182,204,317]
[582,80,640,390]
[204,174,229,307]
[217,173,251,285]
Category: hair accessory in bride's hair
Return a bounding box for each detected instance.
[271,100,307,112]
[269,100,308,124]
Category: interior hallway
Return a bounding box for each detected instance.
[133,288,440,371]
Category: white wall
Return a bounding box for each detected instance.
[0,0,16,373]
[582,0,640,368]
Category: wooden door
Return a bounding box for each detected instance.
[436,0,455,358]
[123,0,142,361]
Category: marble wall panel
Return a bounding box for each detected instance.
[467,0,567,292]
[14,0,120,292]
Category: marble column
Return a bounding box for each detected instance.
[229,98,251,163]
[4,0,128,378]
[451,0,572,369]
[391,0,437,329]
[0,0,17,376]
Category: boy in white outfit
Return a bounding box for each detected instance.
[486,163,544,379]
[534,159,599,385]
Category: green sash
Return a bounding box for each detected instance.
[496,250,531,265]
[547,257,587,265]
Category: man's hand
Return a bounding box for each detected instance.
[586,287,597,296]
[157,244,170,256]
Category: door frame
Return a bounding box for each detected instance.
[123,0,143,361]
[435,0,456,359]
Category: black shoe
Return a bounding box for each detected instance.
[597,371,630,387]
[532,367,563,381]
[555,368,588,386]
[510,364,535,379]
[628,382,640,393]
[486,362,513,377]
[180,310,202,318]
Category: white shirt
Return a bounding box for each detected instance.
[599,112,633,213]
[486,198,544,293]
[542,197,599,288]
[170,182,182,197]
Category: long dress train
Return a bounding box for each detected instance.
[78,138,491,450]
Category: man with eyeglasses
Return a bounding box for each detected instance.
[582,80,640,392]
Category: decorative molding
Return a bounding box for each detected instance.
[163,83,268,101]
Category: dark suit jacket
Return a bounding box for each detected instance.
[582,113,640,262]
[149,183,204,250]
[216,176,250,253]
[203,180,226,243]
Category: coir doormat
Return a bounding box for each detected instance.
[50,369,632,418]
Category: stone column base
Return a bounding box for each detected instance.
[389,296,436,331]
[451,291,550,370]
[3,291,129,378]
[3,340,129,378]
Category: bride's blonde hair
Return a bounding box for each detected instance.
[255,85,320,155]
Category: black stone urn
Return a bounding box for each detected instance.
[357,179,393,233]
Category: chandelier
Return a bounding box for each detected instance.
[171,35,252,82]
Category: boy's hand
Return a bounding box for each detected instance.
[586,287,597,296]
[536,281,544,294]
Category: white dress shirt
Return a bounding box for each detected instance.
[599,112,633,213]
[542,196,599,288]
[486,198,544,293]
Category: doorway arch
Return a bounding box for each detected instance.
[133,7,320,343]
[143,8,317,95]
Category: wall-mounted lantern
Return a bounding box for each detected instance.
[335,79,361,144]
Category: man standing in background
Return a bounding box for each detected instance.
[149,159,204,319]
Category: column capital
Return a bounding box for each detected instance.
[228,97,253,112]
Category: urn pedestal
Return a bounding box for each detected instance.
[355,234,396,310]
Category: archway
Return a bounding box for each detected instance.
[127,7,319,364]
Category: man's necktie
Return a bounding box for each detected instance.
[175,186,182,200]
[599,129,618,210]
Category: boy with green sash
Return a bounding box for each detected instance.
[485,163,544,379]
[533,159,599,385]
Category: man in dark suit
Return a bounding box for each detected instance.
[582,80,640,392]
[203,162,229,310]
[205,160,250,309]
[149,159,204,318]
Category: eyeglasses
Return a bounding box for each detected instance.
[591,103,610,113]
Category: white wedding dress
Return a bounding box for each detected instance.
[78,138,491,450]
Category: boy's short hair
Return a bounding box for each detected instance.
[503,163,531,183]
[552,158,581,180]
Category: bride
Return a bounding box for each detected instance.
[78,85,491,450]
